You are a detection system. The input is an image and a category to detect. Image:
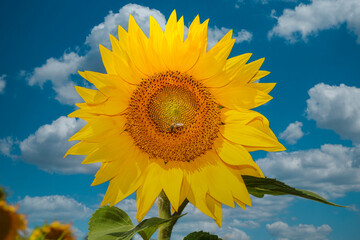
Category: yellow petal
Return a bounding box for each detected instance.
[136,162,163,222]
[75,95,128,115]
[127,15,154,76]
[150,16,164,52]
[235,58,265,84]
[211,85,273,109]
[74,86,108,105]
[204,160,235,207]
[82,130,131,165]
[206,195,222,227]
[190,38,235,80]
[101,149,148,206]
[69,115,126,142]
[222,108,283,150]
[164,10,178,39]
[99,45,116,74]
[202,53,252,88]
[79,71,136,95]
[220,124,285,150]
[91,135,140,185]
[160,163,183,211]
[118,25,129,52]
[213,136,253,166]
[249,82,276,94]
[227,163,264,178]
[109,34,122,55]
[64,141,98,158]
[225,53,252,71]
[177,16,185,42]
[234,197,247,209]
[68,109,96,120]
[250,70,270,82]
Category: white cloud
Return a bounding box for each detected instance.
[81,4,167,74]
[220,228,250,240]
[26,52,84,105]
[25,4,165,105]
[172,195,292,239]
[0,74,6,94]
[306,83,360,143]
[208,27,252,49]
[257,144,360,198]
[230,219,260,229]
[268,0,360,43]
[280,121,304,145]
[25,4,252,105]
[0,137,16,158]
[19,116,99,174]
[18,195,91,222]
[266,221,332,240]
[85,4,166,49]
[347,204,359,212]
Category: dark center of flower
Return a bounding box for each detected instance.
[148,85,197,133]
[126,71,221,163]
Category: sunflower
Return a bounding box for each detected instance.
[66,10,285,226]
[29,221,75,240]
[0,200,27,240]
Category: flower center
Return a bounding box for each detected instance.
[148,85,197,133]
[126,71,221,163]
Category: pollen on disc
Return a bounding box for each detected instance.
[126,71,221,163]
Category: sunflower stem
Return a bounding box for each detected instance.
[157,191,171,240]
[157,191,189,240]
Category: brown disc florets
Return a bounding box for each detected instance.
[126,71,221,163]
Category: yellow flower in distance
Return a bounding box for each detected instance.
[29,221,75,240]
[0,200,27,240]
[66,10,285,226]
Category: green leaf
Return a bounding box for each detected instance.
[242,175,345,207]
[88,206,185,240]
[88,206,134,240]
[114,214,185,240]
[184,231,222,240]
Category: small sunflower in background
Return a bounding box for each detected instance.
[29,221,75,240]
[66,10,285,226]
[0,200,27,240]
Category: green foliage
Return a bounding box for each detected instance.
[88,206,184,240]
[184,231,222,240]
[243,175,344,207]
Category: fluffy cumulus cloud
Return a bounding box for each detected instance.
[207,27,252,49]
[0,137,16,158]
[25,4,164,105]
[26,52,84,105]
[268,0,360,43]
[306,83,360,143]
[257,144,360,198]
[19,116,99,174]
[172,195,292,239]
[25,4,252,105]
[18,195,91,222]
[0,74,6,94]
[266,221,332,240]
[279,121,304,145]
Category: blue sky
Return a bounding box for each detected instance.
[0,0,359,239]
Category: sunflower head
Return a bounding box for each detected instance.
[29,221,75,240]
[0,200,27,240]
[66,10,285,226]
